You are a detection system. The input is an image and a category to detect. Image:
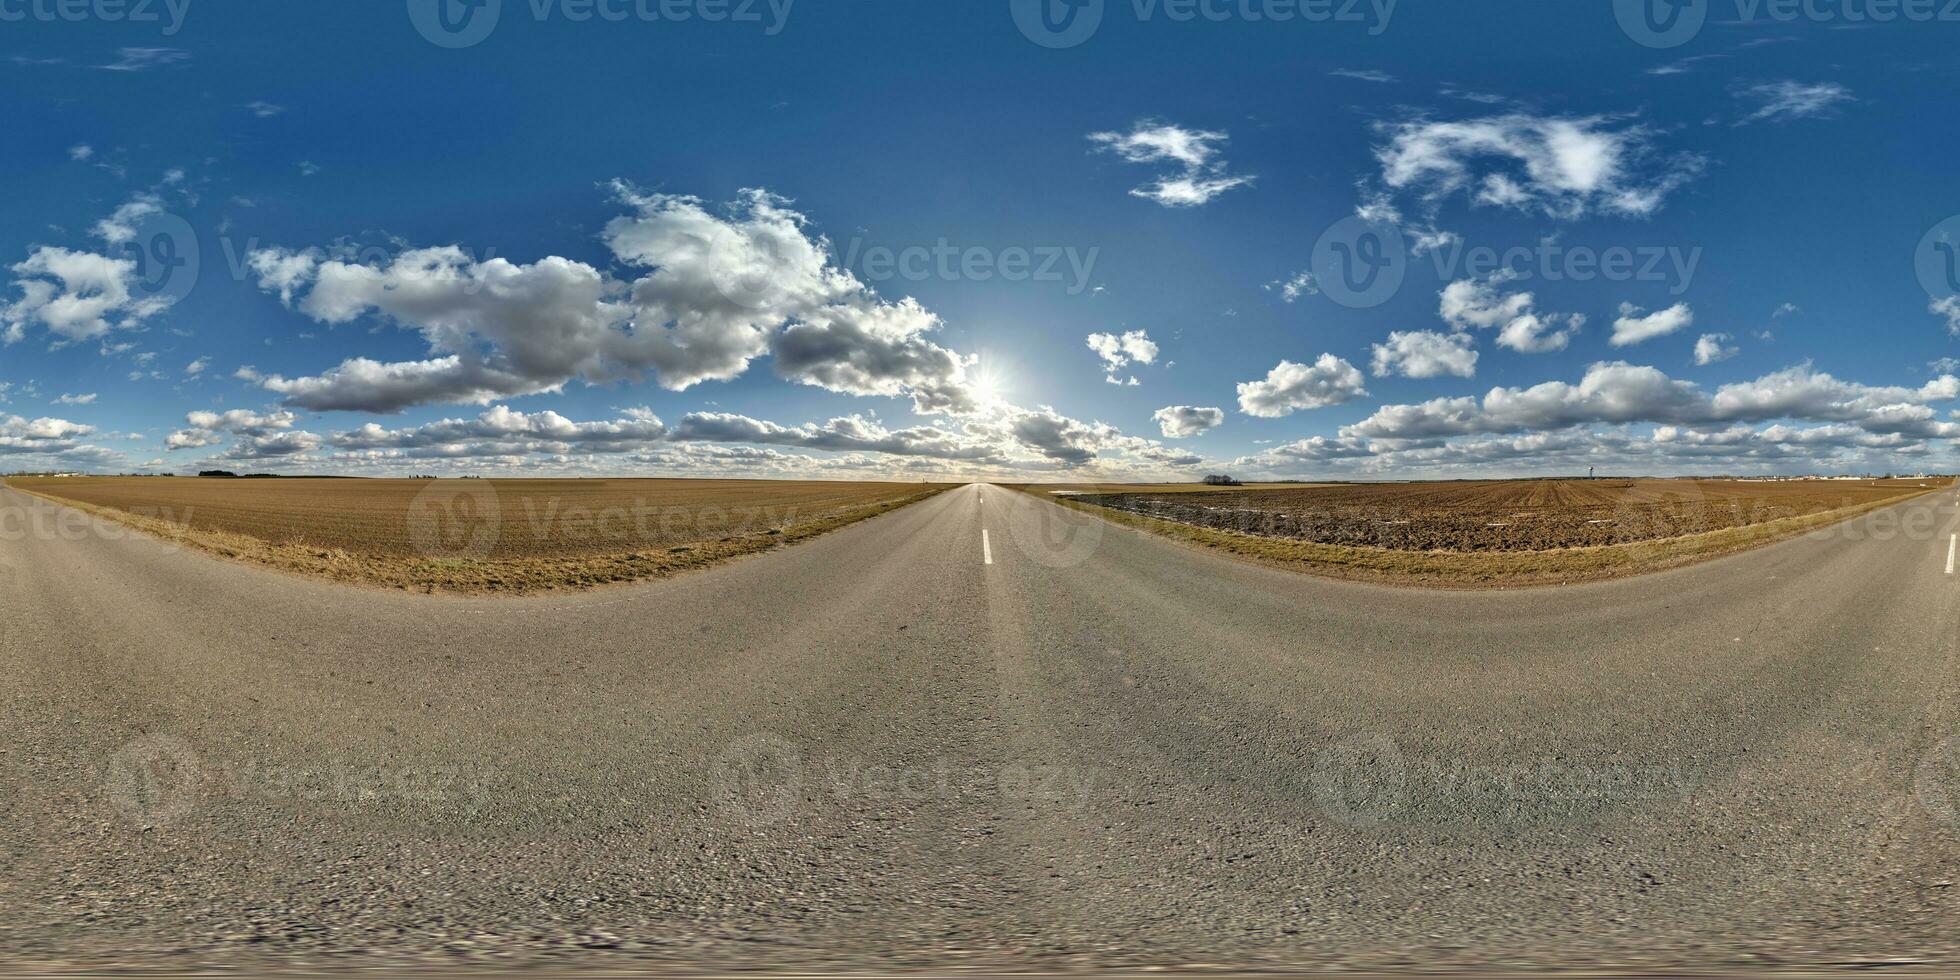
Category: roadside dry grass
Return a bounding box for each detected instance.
[1007,480,1947,588]
[7,477,953,595]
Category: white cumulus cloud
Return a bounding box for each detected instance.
[1086,329,1158,378]
[1153,405,1225,439]
[242,186,982,416]
[1439,272,1582,353]
[1693,333,1738,366]
[1237,355,1368,418]
[1612,302,1694,347]
[1371,330,1479,378]
[3,246,173,346]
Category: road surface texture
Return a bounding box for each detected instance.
[6,482,1960,975]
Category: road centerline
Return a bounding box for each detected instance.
[982,529,993,565]
[1947,534,1955,575]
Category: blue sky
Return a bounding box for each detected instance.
[4,0,1960,479]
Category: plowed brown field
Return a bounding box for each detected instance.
[6,477,953,593]
[1063,479,1937,552]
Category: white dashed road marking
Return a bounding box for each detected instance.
[982,529,993,565]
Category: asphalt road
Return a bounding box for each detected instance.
[6,481,1960,974]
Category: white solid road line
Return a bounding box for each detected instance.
[1948,534,1955,576]
[982,529,994,565]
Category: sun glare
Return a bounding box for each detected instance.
[971,366,1008,408]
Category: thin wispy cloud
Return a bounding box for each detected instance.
[1367,114,1705,223]
[1438,87,1511,106]
[1088,120,1254,208]
[1735,81,1853,125]
[1266,271,1317,303]
[97,48,190,72]
[1648,53,1727,76]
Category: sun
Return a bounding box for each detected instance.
[971,365,1008,409]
